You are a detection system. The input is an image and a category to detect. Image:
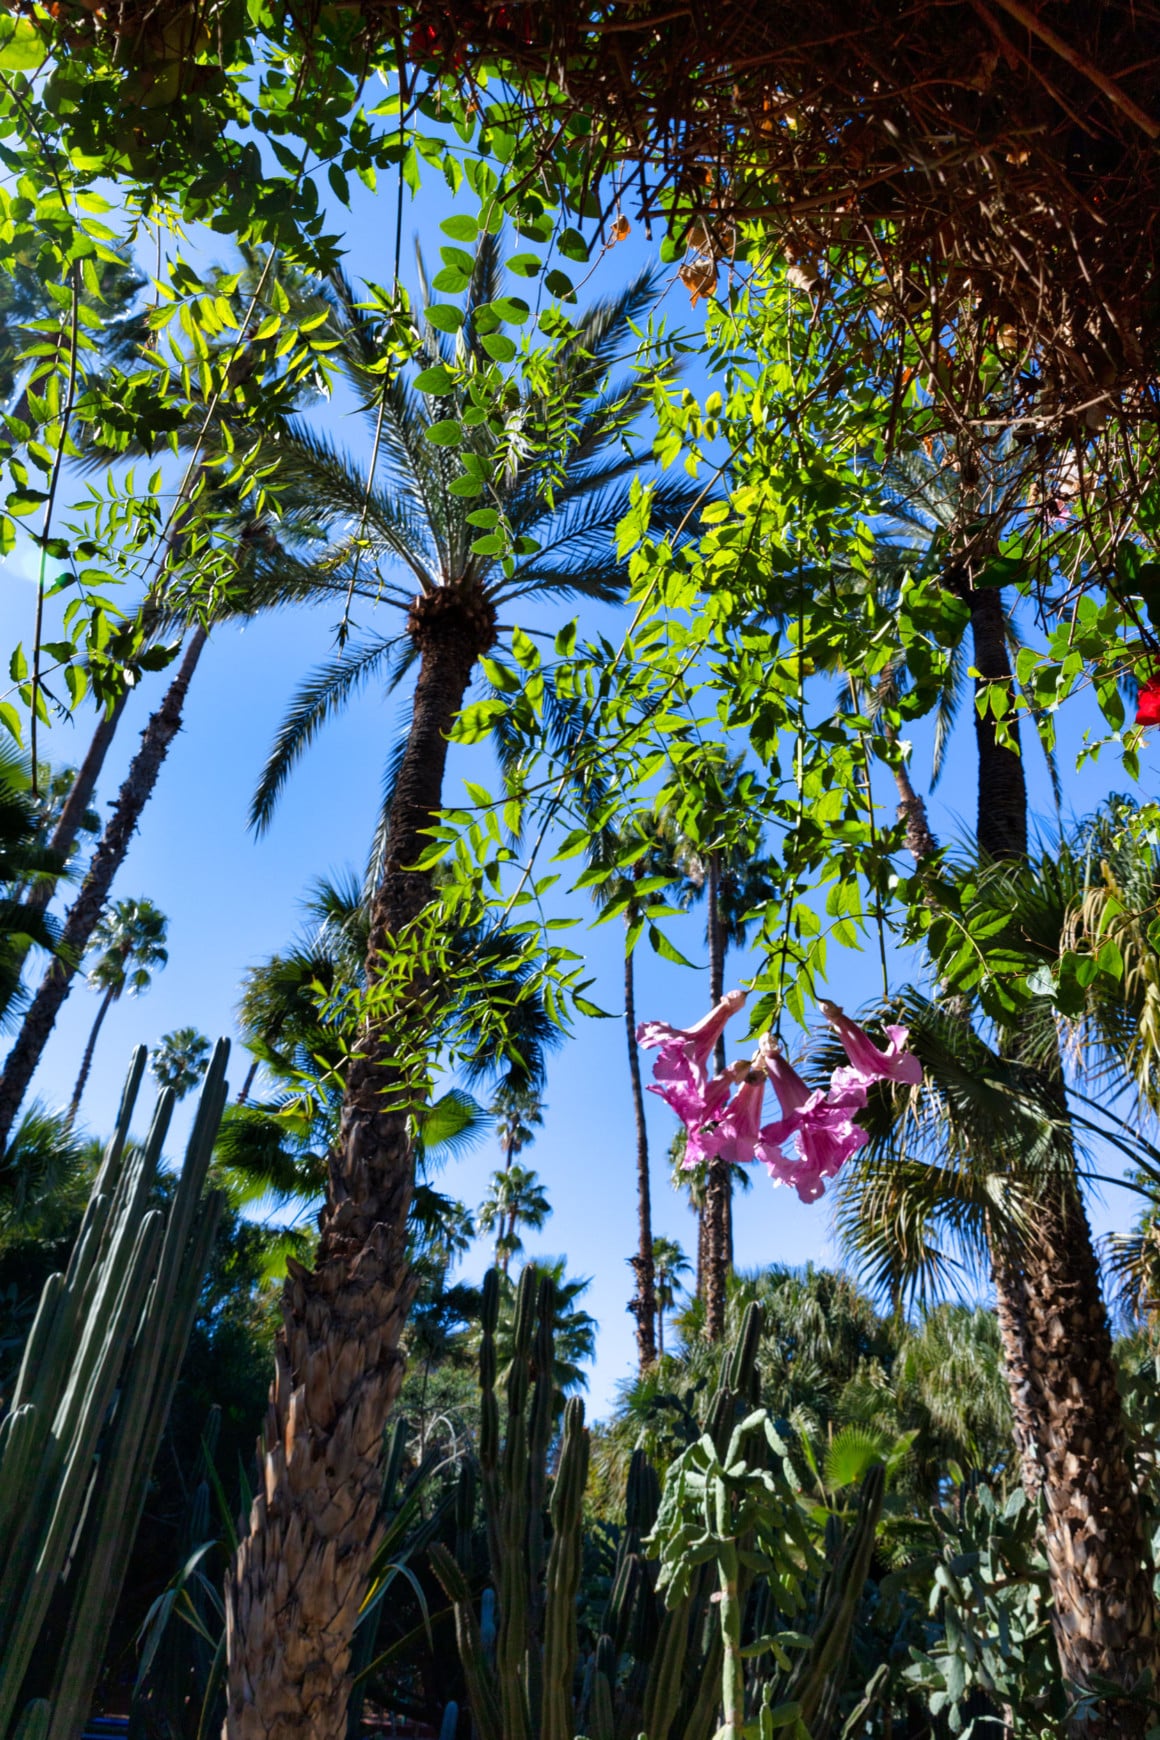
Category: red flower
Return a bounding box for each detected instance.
[408,19,441,58]
[1136,677,1160,726]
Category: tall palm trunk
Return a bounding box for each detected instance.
[22,691,129,928]
[0,626,207,1155]
[624,938,657,1369]
[703,853,730,1340]
[225,582,494,1739]
[967,582,1027,863]
[967,579,1157,1733]
[656,1293,665,1358]
[67,983,115,1123]
[236,1056,260,1104]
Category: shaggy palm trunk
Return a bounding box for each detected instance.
[624,938,657,1369]
[890,744,938,864]
[968,579,1158,1734]
[0,626,207,1156]
[703,854,730,1340]
[224,583,494,1739]
[67,983,115,1123]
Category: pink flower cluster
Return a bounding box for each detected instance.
[637,991,922,1204]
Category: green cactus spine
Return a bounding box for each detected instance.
[540,1396,588,1740]
[785,1461,884,1734]
[0,1041,229,1740]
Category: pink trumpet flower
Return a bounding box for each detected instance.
[700,1067,766,1166]
[819,1000,923,1091]
[649,1065,734,1132]
[755,1036,869,1203]
[637,989,746,1095]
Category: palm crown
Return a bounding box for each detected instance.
[248,235,698,835]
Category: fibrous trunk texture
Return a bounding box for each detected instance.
[224,584,493,1739]
[624,941,657,1369]
[1012,1173,1156,1734]
[0,627,206,1155]
[892,757,938,865]
[968,583,1157,1732]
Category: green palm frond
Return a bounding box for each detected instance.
[415,1089,491,1162]
[211,1102,326,1211]
[823,1423,893,1492]
[268,420,437,587]
[0,1105,96,1245]
[501,476,704,605]
[830,992,1068,1308]
[250,633,409,834]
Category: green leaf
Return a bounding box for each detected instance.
[466,508,499,528]
[976,556,1026,590]
[480,657,521,693]
[415,364,455,395]
[425,420,463,447]
[511,626,540,671]
[426,304,464,333]
[327,164,351,205]
[480,332,517,362]
[0,16,46,69]
[0,702,21,744]
[557,226,589,262]
[648,925,695,967]
[544,269,576,301]
[439,244,475,274]
[448,475,483,497]
[1096,938,1124,980]
[452,698,507,743]
[489,297,530,325]
[507,252,542,277]
[432,266,471,294]
[471,533,505,555]
[555,619,577,656]
[441,214,480,242]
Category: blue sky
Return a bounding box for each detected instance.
[2,161,1153,1418]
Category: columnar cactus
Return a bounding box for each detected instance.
[432,1276,775,1740]
[433,1278,886,1740]
[0,1041,229,1740]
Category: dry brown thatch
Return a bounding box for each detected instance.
[406,0,1160,438]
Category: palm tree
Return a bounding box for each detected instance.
[833,827,1160,1731]
[582,812,685,1369]
[225,239,701,1728]
[67,897,168,1122]
[0,746,72,1030]
[651,1235,691,1358]
[492,1082,543,1170]
[477,1162,551,1274]
[150,1027,211,1100]
[0,254,365,1156]
[815,419,1160,1727]
[672,758,773,1337]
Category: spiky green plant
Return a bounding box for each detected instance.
[0,1040,228,1740]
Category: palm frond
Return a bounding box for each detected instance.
[831,991,1069,1308]
[250,634,408,834]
